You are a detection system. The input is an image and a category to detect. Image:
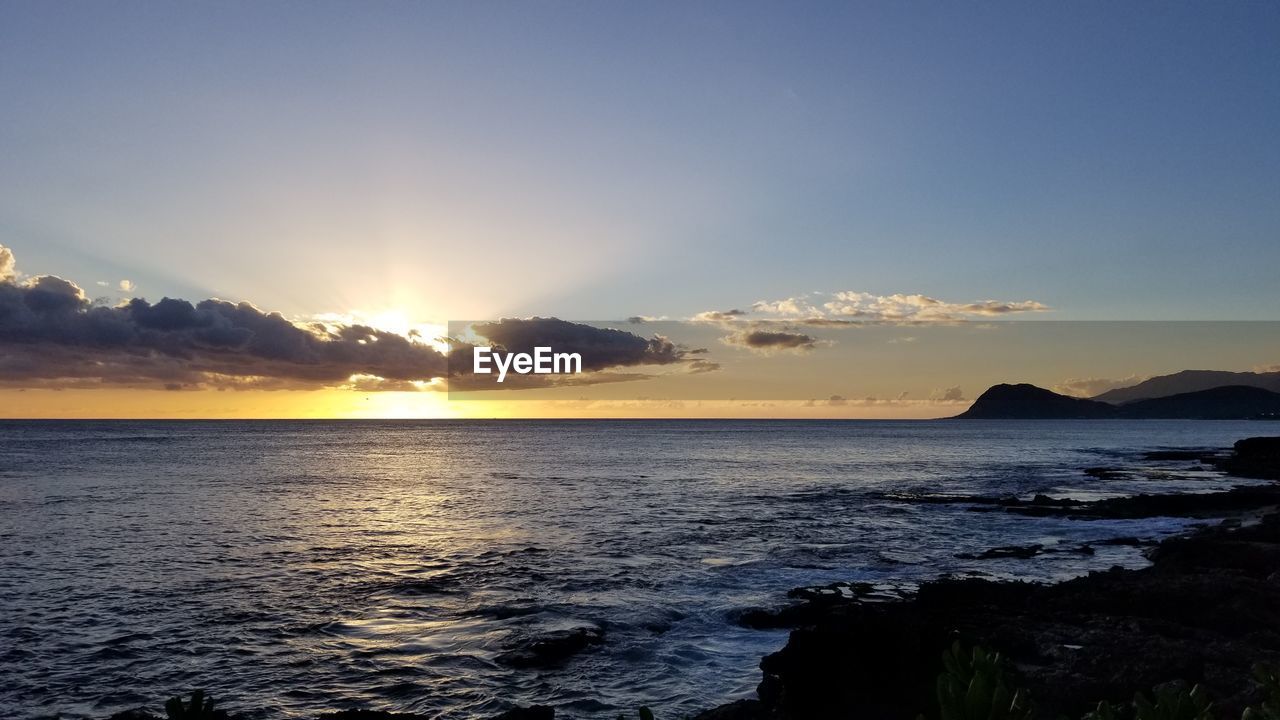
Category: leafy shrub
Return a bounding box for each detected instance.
[1130,684,1214,720]
[1244,664,1280,720]
[930,641,1033,720]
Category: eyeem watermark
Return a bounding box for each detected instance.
[473,346,583,382]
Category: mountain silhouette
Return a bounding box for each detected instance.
[955,384,1116,419]
[1119,385,1280,419]
[1094,369,1280,404]
[956,383,1280,419]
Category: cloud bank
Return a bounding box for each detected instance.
[697,290,1049,324]
[448,317,708,390]
[469,318,691,371]
[0,246,709,391]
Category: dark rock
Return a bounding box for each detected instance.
[713,513,1280,720]
[735,582,917,629]
[690,699,763,719]
[1220,436,1280,479]
[495,626,604,668]
[997,485,1280,519]
[1143,450,1211,461]
[1095,536,1149,546]
[107,711,159,720]
[956,544,1043,560]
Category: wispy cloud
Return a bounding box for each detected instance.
[697,291,1049,324]
[929,386,966,403]
[692,309,748,322]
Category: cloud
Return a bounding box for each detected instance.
[688,359,721,373]
[467,317,695,371]
[750,297,822,317]
[823,292,1048,320]
[1253,363,1280,374]
[0,246,438,389]
[930,386,966,403]
[119,279,135,293]
[697,290,1050,324]
[721,329,818,352]
[803,393,928,408]
[0,248,715,392]
[1052,375,1146,398]
[446,317,717,390]
[692,309,747,322]
[0,245,15,282]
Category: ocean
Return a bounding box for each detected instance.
[0,419,1267,719]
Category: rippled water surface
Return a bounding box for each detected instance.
[0,420,1266,719]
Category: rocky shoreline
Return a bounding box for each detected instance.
[695,436,1280,720]
[107,437,1280,720]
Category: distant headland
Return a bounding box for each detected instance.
[956,369,1280,419]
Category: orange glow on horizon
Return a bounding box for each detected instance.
[0,389,958,420]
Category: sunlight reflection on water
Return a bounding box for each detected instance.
[0,419,1265,719]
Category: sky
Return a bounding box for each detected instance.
[1,2,1279,418]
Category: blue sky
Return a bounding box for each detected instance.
[3,1,1278,322]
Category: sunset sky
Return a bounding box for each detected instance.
[2,2,1278,418]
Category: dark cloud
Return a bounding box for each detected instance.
[468,317,692,371]
[446,318,716,390]
[722,329,818,351]
[0,246,448,389]
[0,247,719,392]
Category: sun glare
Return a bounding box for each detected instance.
[312,309,450,353]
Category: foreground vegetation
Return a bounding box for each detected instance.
[921,643,1280,720]
[142,644,1280,720]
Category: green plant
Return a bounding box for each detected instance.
[164,690,228,720]
[1130,684,1214,720]
[1082,700,1124,720]
[1243,664,1280,720]
[932,642,1033,720]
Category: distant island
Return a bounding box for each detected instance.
[956,370,1280,420]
